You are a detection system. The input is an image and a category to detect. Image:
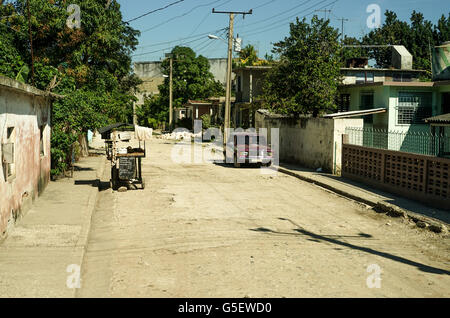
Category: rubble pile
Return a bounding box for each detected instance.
[159,131,202,141]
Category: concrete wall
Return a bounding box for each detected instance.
[235,69,268,103]
[255,111,363,174]
[208,58,228,85]
[0,76,51,239]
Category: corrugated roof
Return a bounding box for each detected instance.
[425,113,450,124]
[323,108,387,118]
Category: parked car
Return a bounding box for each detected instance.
[225,132,274,168]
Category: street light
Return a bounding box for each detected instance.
[208,34,222,41]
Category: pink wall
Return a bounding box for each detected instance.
[0,86,51,239]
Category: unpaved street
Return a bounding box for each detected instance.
[78,139,450,298]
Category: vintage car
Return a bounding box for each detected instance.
[225,132,274,168]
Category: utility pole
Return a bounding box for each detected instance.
[212,8,252,148]
[133,87,138,126]
[169,56,173,131]
[26,0,35,86]
[315,9,331,20]
[337,17,349,42]
[165,53,174,131]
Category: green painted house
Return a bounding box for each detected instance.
[337,44,450,155]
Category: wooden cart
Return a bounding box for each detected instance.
[99,123,146,191]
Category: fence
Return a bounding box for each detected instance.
[342,135,449,210]
[345,127,450,157]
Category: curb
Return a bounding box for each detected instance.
[73,154,106,297]
[277,167,448,235]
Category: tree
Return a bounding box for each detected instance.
[262,16,342,117]
[238,44,258,66]
[341,36,369,64]
[235,44,271,67]
[0,0,141,176]
[159,46,224,106]
[434,13,450,45]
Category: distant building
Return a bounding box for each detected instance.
[133,58,229,106]
[232,66,272,128]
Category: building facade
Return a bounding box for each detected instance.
[0,76,54,239]
[338,44,450,153]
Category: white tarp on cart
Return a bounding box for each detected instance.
[135,125,153,141]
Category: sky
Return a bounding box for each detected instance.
[118,0,449,62]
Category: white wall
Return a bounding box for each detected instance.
[255,111,363,174]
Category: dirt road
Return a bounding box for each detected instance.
[78,139,450,298]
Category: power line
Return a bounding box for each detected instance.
[236,0,315,31]
[240,0,339,38]
[187,0,233,37]
[133,28,227,58]
[126,0,186,23]
[136,27,227,49]
[141,0,225,34]
[133,36,208,57]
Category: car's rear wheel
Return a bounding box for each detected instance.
[263,161,272,167]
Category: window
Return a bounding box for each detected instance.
[40,125,45,156]
[2,126,15,180]
[393,73,412,82]
[356,73,365,84]
[397,92,432,125]
[442,93,450,114]
[355,72,374,84]
[338,94,350,113]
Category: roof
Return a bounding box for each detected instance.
[341,68,425,73]
[233,66,272,73]
[340,81,436,89]
[184,100,214,106]
[425,113,450,124]
[323,108,387,119]
[98,123,132,134]
[0,75,64,99]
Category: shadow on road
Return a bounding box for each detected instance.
[251,217,450,276]
[213,162,265,169]
[74,179,111,192]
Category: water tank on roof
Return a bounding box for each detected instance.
[432,42,450,81]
